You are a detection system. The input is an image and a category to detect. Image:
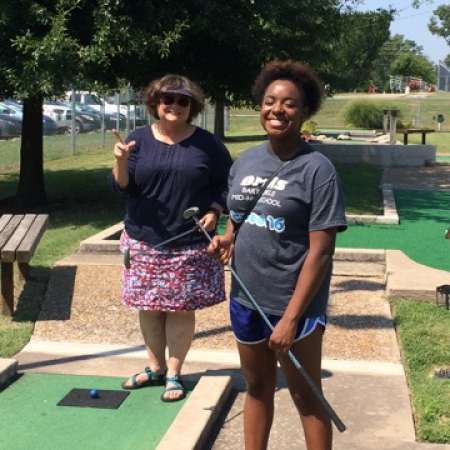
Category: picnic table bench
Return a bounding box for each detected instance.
[401,128,435,145]
[0,214,48,316]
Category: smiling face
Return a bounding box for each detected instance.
[260,79,305,138]
[157,93,191,125]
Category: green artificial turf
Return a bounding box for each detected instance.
[337,190,450,271]
[0,373,188,450]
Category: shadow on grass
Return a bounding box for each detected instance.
[1,166,124,229]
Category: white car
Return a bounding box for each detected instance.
[66,91,147,125]
[43,101,97,134]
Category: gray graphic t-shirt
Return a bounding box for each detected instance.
[227,141,347,317]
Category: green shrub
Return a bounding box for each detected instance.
[344,101,384,128]
[344,101,405,129]
[301,120,318,134]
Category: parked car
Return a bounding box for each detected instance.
[44,101,98,134]
[57,101,101,132]
[0,110,22,138]
[2,100,58,135]
[66,91,147,126]
[75,103,127,130]
[43,101,73,133]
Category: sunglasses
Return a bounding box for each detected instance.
[159,94,191,108]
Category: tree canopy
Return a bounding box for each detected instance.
[390,53,436,84]
[1,0,359,207]
[429,5,450,45]
[326,9,393,91]
[0,0,186,207]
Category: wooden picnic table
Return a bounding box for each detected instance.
[401,128,435,145]
[0,214,48,315]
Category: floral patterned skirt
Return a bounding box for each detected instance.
[120,230,225,311]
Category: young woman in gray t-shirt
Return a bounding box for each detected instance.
[208,60,347,450]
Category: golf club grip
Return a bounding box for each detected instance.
[192,216,346,432]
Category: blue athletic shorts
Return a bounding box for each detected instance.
[230,297,326,345]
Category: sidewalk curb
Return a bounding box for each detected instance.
[156,375,233,450]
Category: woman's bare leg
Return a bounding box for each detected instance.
[164,310,196,400]
[278,327,332,450]
[122,310,167,387]
[238,341,277,450]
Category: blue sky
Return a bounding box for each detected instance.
[356,0,449,63]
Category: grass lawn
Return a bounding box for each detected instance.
[229,91,450,154]
[392,299,450,443]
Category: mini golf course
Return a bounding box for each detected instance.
[0,373,188,450]
[337,190,450,271]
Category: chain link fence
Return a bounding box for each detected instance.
[0,88,218,170]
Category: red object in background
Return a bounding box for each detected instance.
[368,84,376,93]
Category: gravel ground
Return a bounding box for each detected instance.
[33,265,397,361]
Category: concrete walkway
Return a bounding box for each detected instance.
[3,253,447,450]
[2,163,449,449]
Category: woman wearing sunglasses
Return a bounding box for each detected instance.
[112,74,232,402]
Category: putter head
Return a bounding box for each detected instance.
[183,207,200,220]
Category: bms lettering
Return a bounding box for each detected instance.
[241,175,288,191]
[246,212,285,233]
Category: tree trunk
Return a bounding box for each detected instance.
[16,95,47,209]
[214,99,225,139]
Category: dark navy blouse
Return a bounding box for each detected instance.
[112,125,232,247]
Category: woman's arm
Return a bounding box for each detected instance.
[268,228,337,352]
[112,140,136,188]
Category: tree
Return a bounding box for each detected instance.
[390,53,436,84]
[445,54,450,68]
[429,5,450,45]
[371,34,425,90]
[1,0,356,204]
[0,0,185,208]
[154,0,348,137]
[326,9,393,91]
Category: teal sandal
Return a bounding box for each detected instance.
[121,367,166,390]
[160,375,186,402]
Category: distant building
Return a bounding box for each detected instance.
[389,75,429,93]
[437,61,450,92]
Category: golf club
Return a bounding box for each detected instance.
[183,206,346,433]
[123,225,198,269]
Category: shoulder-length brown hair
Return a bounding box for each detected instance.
[144,74,205,123]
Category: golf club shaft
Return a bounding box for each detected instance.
[124,226,198,268]
[152,226,198,250]
[192,215,346,433]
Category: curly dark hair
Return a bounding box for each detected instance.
[144,74,205,123]
[252,60,324,119]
